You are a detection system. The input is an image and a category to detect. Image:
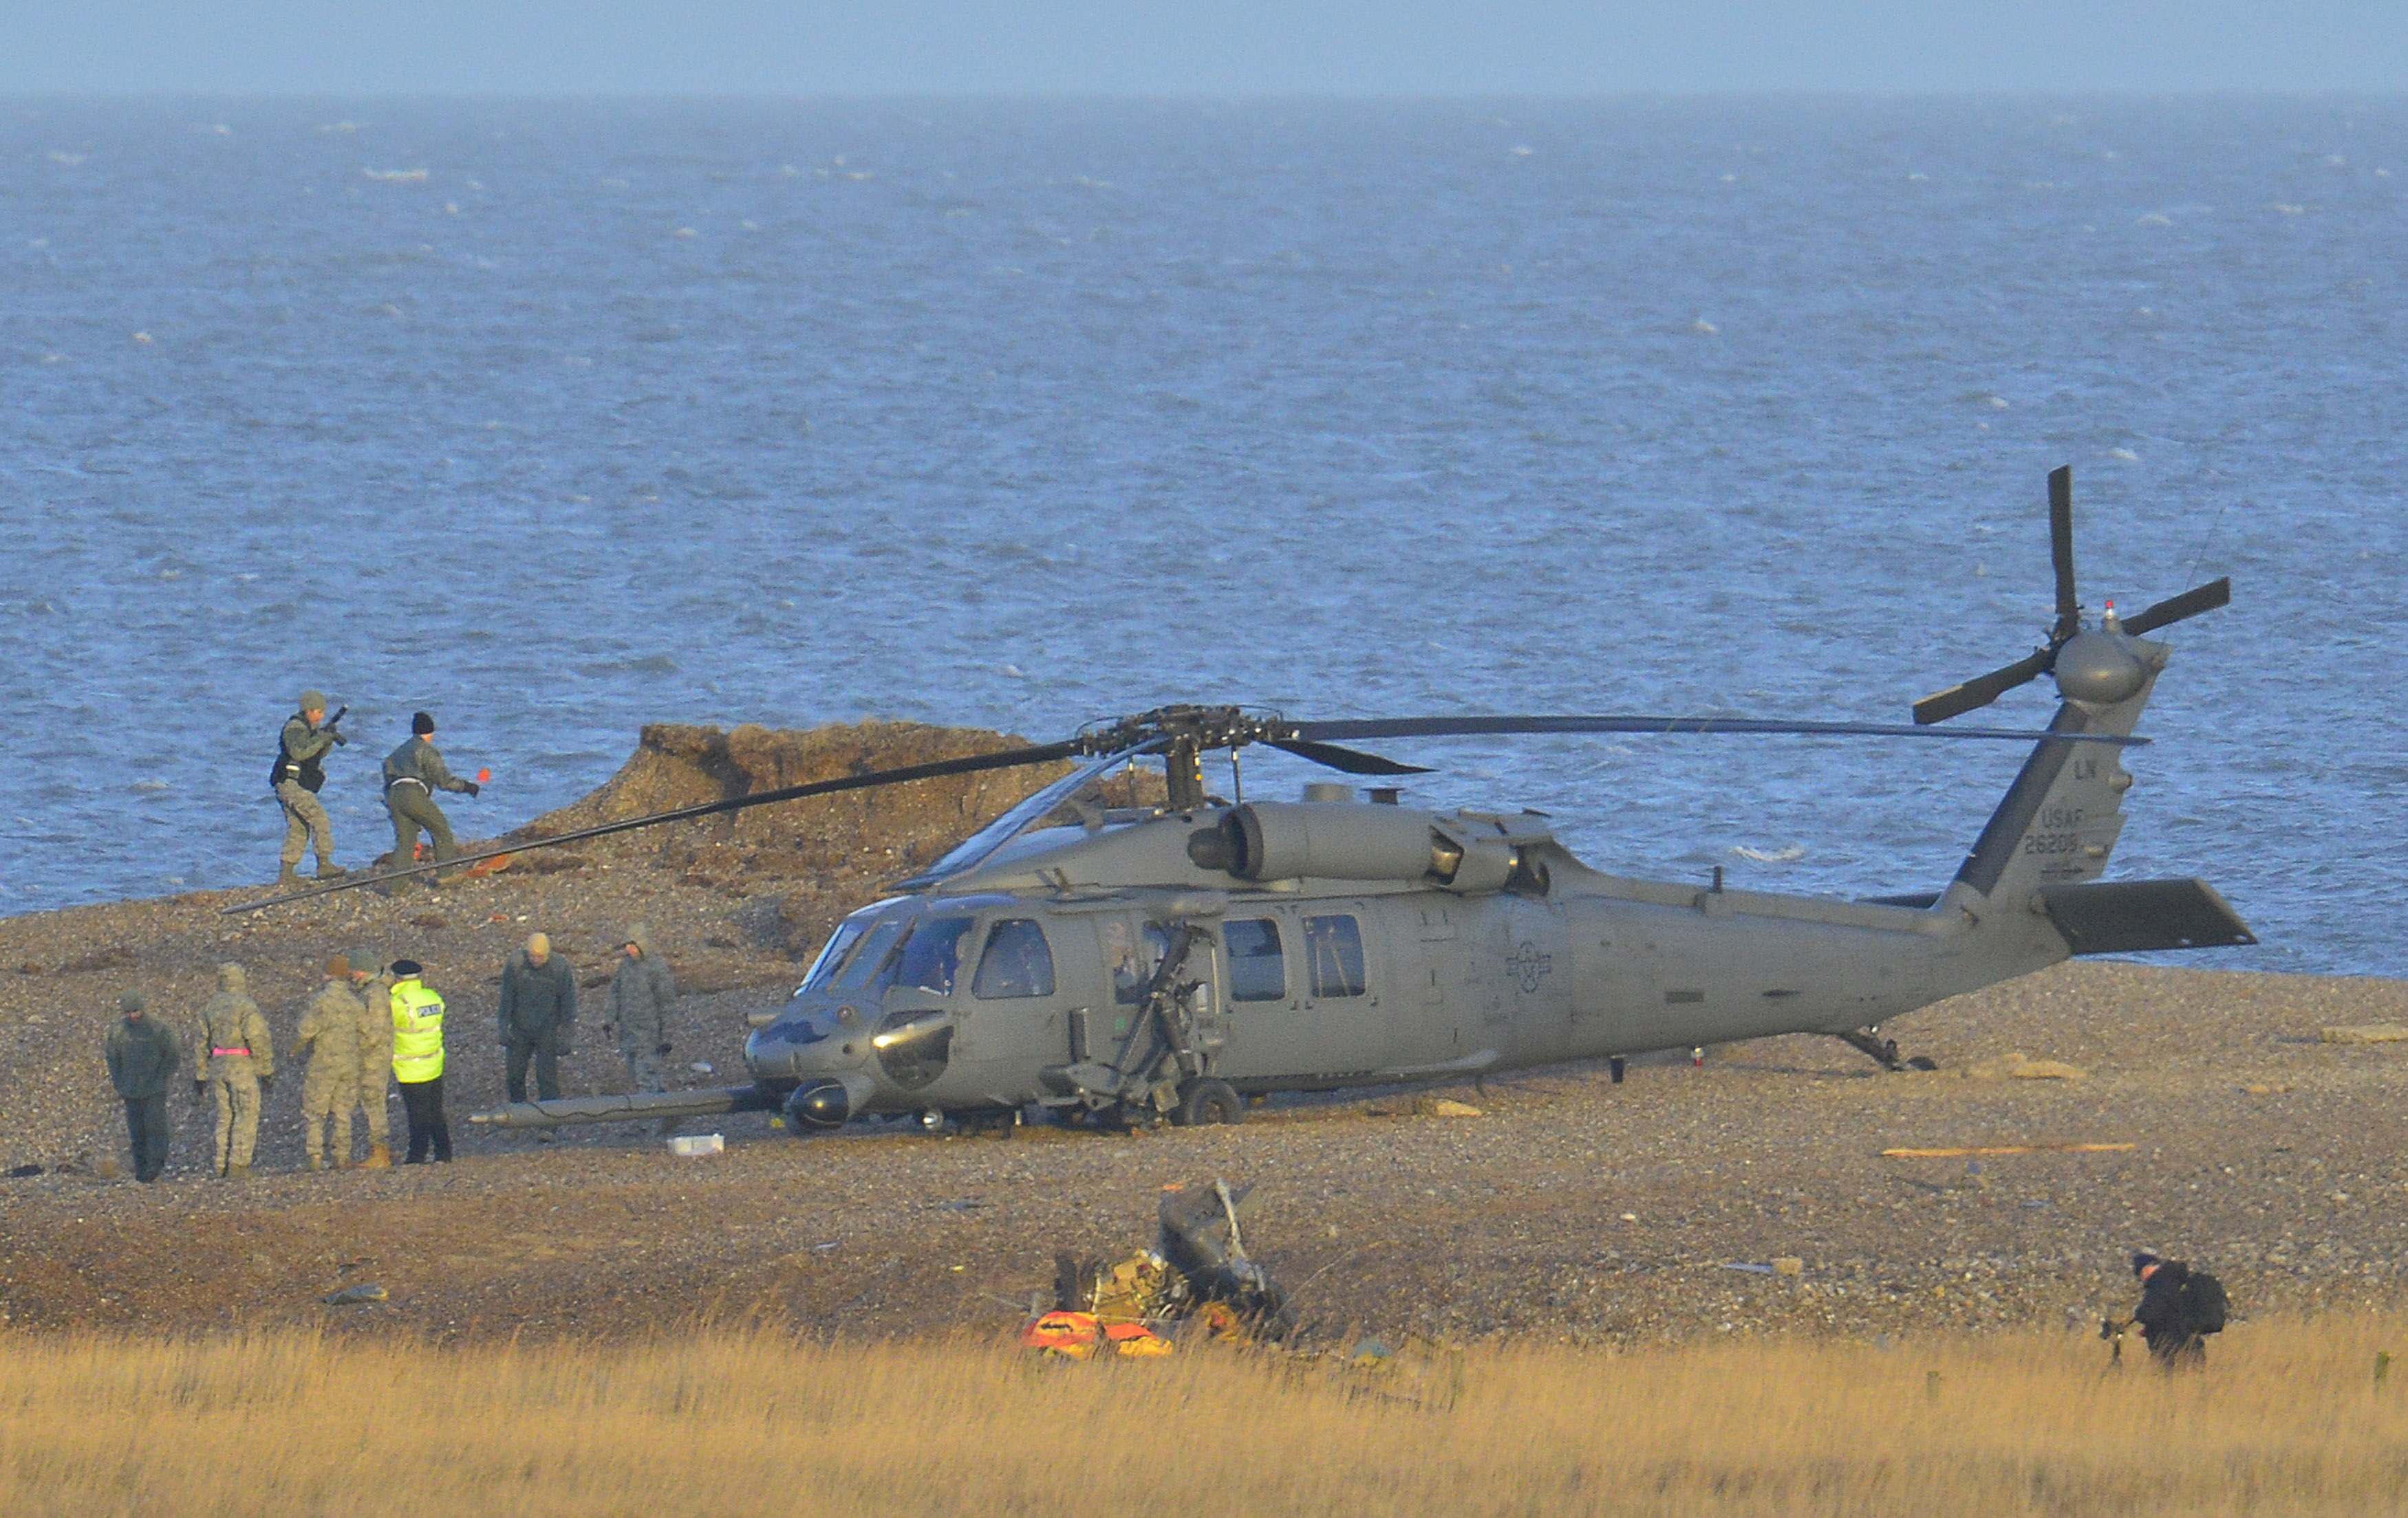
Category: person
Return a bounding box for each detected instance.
[498,933,577,1121]
[2130,1252,2210,1370]
[294,954,365,1171]
[381,712,478,886]
[388,959,451,1163]
[104,990,182,1182]
[193,963,273,1179]
[270,690,347,887]
[350,951,395,1167]
[606,926,676,1096]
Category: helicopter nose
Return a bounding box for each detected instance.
[745,1002,873,1080]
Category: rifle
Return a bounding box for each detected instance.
[321,704,350,747]
[2100,1316,2133,1367]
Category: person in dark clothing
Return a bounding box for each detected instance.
[497,933,577,1115]
[103,990,182,1182]
[381,712,478,886]
[2131,1252,2206,1369]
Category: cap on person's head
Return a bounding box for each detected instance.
[325,953,351,978]
[118,990,145,1014]
[348,950,378,976]
[2132,1251,2160,1278]
[526,933,550,959]
[299,688,327,712]
[411,711,436,736]
[391,958,423,978]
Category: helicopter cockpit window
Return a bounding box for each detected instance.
[831,917,908,994]
[1303,913,1367,999]
[894,916,977,997]
[972,919,1057,999]
[1104,920,1174,1005]
[799,913,877,995]
[1224,918,1286,1002]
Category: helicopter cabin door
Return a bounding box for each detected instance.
[1289,901,1392,1082]
[952,913,1084,1093]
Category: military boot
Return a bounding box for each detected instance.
[226,1162,251,1182]
[362,1143,391,1169]
[305,1154,323,1172]
[315,860,348,880]
[277,863,303,888]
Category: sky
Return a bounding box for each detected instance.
[6,1,2405,95]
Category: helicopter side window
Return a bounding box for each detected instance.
[972,919,1057,999]
[1224,918,1286,1002]
[894,916,977,997]
[1106,921,1174,1005]
[1303,913,1367,999]
[831,918,908,994]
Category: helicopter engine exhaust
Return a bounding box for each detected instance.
[1190,801,1516,891]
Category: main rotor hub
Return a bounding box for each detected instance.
[1073,705,1298,760]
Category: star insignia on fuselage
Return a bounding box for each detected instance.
[1507,941,1553,994]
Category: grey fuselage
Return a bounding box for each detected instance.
[743,641,2249,1125]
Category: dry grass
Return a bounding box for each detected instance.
[4,1316,2405,1517]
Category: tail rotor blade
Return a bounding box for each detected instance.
[2120,576,2230,637]
[2049,466,2080,640]
[1912,648,2054,725]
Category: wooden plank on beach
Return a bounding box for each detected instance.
[1878,1142,2136,1158]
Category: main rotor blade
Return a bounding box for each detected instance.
[1290,713,2140,745]
[2120,576,2230,637]
[2049,465,2080,641]
[1911,648,2055,725]
[220,738,1086,915]
[1262,738,1434,777]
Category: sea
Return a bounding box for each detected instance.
[3,97,2402,976]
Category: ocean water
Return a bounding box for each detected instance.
[4,98,2402,975]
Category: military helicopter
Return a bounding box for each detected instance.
[234,466,2246,1138]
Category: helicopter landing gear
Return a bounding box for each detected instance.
[1171,1077,1243,1127]
[1834,1028,1938,1073]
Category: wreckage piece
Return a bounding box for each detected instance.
[465,1084,781,1129]
[1157,1178,1298,1339]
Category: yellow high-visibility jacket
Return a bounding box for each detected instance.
[391,979,447,1083]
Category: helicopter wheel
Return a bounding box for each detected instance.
[1172,1078,1244,1128]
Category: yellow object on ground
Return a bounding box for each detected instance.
[1880,1142,2135,1159]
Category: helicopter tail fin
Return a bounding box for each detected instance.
[1942,659,2158,915]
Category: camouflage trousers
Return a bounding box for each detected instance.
[621,1045,666,1094]
[210,1068,262,1173]
[276,780,334,869]
[356,1067,391,1145]
[302,1061,359,1165]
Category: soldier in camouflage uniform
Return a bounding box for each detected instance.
[350,951,395,1167]
[381,711,479,885]
[272,690,347,887]
[294,954,365,1170]
[193,962,274,1179]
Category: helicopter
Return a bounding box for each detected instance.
[233,466,2247,1138]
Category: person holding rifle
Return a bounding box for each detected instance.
[270,690,349,887]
